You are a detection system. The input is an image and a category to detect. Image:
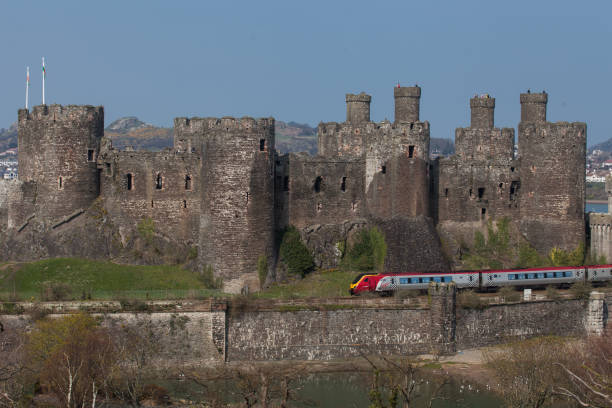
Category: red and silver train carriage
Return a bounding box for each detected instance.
[349,265,612,296]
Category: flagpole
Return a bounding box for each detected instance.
[25,66,30,109]
[42,57,45,105]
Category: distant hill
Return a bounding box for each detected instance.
[589,138,612,153]
[0,123,17,152]
[430,138,454,157]
[0,117,455,157]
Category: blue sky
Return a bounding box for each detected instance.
[1,1,610,145]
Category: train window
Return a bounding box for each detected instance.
[527,273,535,279]
[508,274,515,280]
[364,278,369,282]
[444,276,452,283]
[410,278,419,284]
[433,277,441,283]
[400,278,408,284]
[564,272,573,277]
[554,272,562,278]
[546,272,554,278]
[469,276,473,281]
[537,273,544,279]
[518,274,525,280]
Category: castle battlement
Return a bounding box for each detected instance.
[174,116,274,132]
[18,104,103,123]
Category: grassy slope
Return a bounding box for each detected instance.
[256,269,356,299]
[0,259,360,300]
[0,258,218,300]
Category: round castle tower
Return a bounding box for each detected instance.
[186,116,276,292]
[520,92,547,123]
[470,96,495,129]
[18,105,104,222]
[394,86,420,122]
[345,93,371,124]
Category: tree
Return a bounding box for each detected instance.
[0,325,25,408]
[552,327,612,407]
[279,226,314,277]
[25,313,116,408]
[360,349,451,408]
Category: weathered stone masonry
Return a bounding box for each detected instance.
[0,87,588,289]
[1,287,608,364]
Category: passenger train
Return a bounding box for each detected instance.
[348,265,612,296]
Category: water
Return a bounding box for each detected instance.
[586,202,607,213]
[161,371,502,407]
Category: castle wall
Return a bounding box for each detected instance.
[190,117,275,288]
[281,153,366,229]
[17,105,103,223]
[365,121,430,218]
[518,121,586,252]
[98,148,201,244]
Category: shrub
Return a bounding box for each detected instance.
[41,281,72,301]
[569,281,591,300]
[198,265,223,290]
[279,226,314,277]
[515,242,544,269]
[457,290,485,309]
[499,286,520,303]
[257,255,268,287]
[137,217,155,245]
[546,285,561,301]
[343,227,387,272]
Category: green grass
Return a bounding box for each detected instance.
[256,269,357,299]
[0,258,222,301]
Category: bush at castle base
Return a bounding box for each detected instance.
[279,226,314,277]
[342,227,387,272]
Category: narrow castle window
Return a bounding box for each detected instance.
[408,145,415,158]
[185,175,192,190]
[478,188,485,199]
[259,139,266,151]
[151,200,154,208]
[381,166,386,174]
[341,177,347,192]
[126,174,133,191]
[87,149,95,162]
[58,177,63,190]
[246,192,249,204]
[283,176,289,191]
[481,208,487,218]
[444,188,449,198]
[155,173,163,190]
[351,202,357,211]
[314,176,323,193]
[183,200,187,209]
[469,188,473,198]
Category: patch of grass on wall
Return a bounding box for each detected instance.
[256,268,356,299]
[0,258,222,300]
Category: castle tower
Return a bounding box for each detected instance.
[185,116,275,292]
[365,86,430,218]
[346,93,371,124]
[437,95,516,224]
[17,105,104,222]
[470,95,495,129]
[518,92,586,252]
[394,86,420,123]
[520,92,547,123]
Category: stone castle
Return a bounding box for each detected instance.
[0,86,587,292]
